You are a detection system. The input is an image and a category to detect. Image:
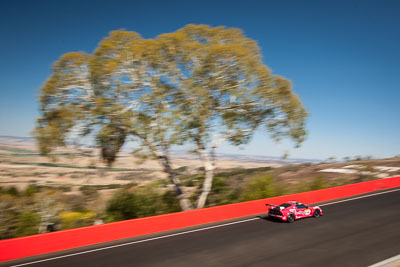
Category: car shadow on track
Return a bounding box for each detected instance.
[257,214,285,223]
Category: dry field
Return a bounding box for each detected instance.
[0,137,285,191]
[1,136,399,196]
[268,158,400,186]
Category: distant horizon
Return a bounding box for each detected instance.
[1,135,397,162]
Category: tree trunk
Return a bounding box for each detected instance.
[38,214,50,234]
[159,154,193,211]
[196,146,215,209]
[143,136,193,211]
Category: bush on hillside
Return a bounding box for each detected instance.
[105,187,180,222]
[16,211,40,237]
[309,175,327,191]
[239,175,286,201]
[59,211,97,230]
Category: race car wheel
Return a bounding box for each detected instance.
[287,214,295,223]
[313,209,321,218]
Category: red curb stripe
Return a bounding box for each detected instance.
[1,176,400,262]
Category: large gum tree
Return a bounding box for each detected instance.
[155,25,307,208]
[33,24,307,211]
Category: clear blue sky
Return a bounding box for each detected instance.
[1,0,399,160]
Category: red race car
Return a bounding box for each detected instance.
[266,201,323,223]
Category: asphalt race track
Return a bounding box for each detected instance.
[5,189,400,267]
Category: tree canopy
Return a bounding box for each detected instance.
[33,24,308,210]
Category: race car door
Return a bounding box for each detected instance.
[295,203,308,218]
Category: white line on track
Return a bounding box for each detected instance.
[368,253,400,267]
[10,187,400,267]
[318,188,400,207]
[10,218,259,267]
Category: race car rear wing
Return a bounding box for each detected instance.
[265,203,279,207]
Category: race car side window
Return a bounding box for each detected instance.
[296,204,307,209]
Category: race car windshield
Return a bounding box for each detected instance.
[279,203,292,208]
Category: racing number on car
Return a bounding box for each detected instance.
[296,210,305,215]
[296,209,311,216]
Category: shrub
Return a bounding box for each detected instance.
[106,190,151,221]
[211,176,228,193]
[79,185,99,198]
[183,179,195,187]
[105,188,180,222]
[25,184,39,196]
[59,211,97,230]
[64,194,87,212]
[356,164,378,182]
[239,175,286,201]
[309,175,327,191]
[159,190,181,214]
[16,211,40,237]
[0,195,20,239]
[6,186,19,196]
